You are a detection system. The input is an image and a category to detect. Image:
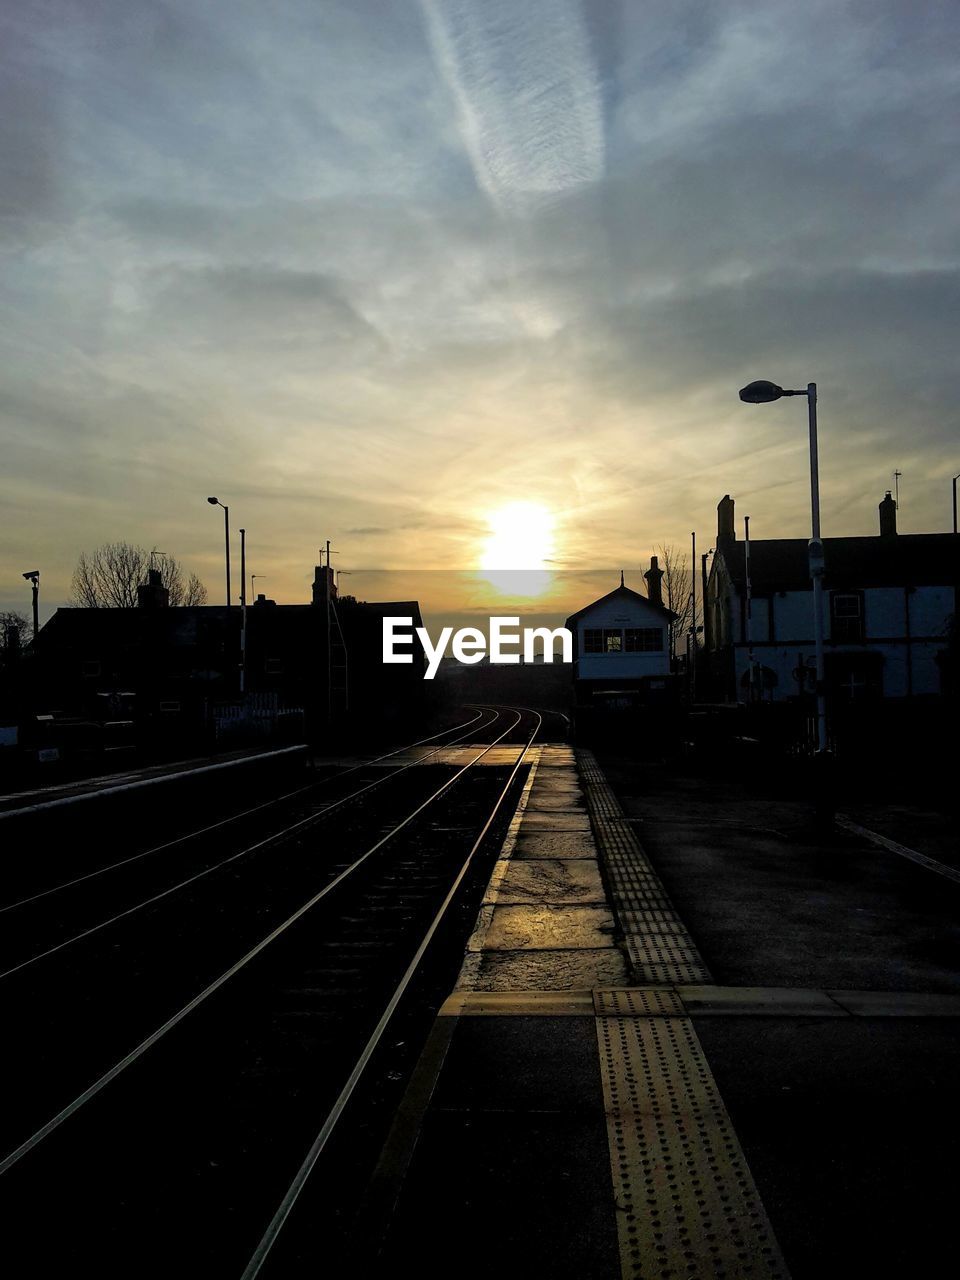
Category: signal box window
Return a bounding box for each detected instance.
[584,628,604,653]
[603,629,623,652]
[624,628,663,652]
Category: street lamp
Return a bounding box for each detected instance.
[22,570,40,639]
[207,497,231,607]
[953,473,960,535]
[739,380,827,754]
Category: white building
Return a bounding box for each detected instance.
[704,493,959,703]
[566,563,677,700]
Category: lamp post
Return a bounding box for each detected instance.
[739,380,827,754]
[689,532,696,698]
[744,516,755,701]
[22,570,40,639]
[239,528,247,693]
[207,497,231,607]
[953,473,960,535]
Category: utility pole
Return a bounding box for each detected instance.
[701,551,710,654]
[806,385,827,755]
[690,531,697,698]
[744,516,754,701]
[325,538,332,725]
[239,529,247,693]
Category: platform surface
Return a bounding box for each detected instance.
[362,746,960,1279]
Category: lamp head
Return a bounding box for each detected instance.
[739,380,784,404]
[207,496,219,505]
[22,570,39,582]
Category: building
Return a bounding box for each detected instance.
[12,562,426,755]
[703,492,959,704]
[566,563,677,708]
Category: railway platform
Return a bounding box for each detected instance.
[0,741,308,815]
[360,744,960,1279]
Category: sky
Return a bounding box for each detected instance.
[2,0,958,621]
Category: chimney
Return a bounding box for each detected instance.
[311,564,337,607]
[644,555,664,607]
[137,568,169,609]
[717,494,736,544]
[879,490,897,537]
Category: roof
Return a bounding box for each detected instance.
[565,584,677,627]
[337,599,424,646]
[343,600,423,622]
[715,533,960,592]
[38,599,426,646]
[37,607,236,645]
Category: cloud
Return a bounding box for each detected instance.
[420,0,604,211]
[2,0,960,617]
[145,264,388,358]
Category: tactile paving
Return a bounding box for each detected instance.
[577,749,712,986]
[629,938,710,985]
[594,988,685,1017]
[597,1013,790,1279]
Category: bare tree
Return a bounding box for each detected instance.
[180,572,209,607]
[656,544,694,663]
[71,543,208,608]
[0,610,29,655]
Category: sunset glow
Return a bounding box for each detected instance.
[481,502,555,570]
[478,502,556,597]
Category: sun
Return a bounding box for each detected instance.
[478,502,555,597]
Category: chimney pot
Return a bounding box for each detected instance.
[312,563,338,606]
[879,490,897,537]
[137,569,169,609]
[644,555,665,607]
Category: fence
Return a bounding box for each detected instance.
[210,692,305,746]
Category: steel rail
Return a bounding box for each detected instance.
[240,706,542,1279]
[0,708,491,918]
[0,707,528,1178]
[0,708,501,982]
[0,744,307,821]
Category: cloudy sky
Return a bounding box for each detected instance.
[2,0,958,618]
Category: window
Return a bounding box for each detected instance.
[624,628,663,652]
[265,658,283,675]
[831,592,864,642]
[584,626,663,654]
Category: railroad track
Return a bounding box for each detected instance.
[0,704,543,1277]
[0,706,496,978]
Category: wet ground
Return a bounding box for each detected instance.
[595,749,960,1276]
